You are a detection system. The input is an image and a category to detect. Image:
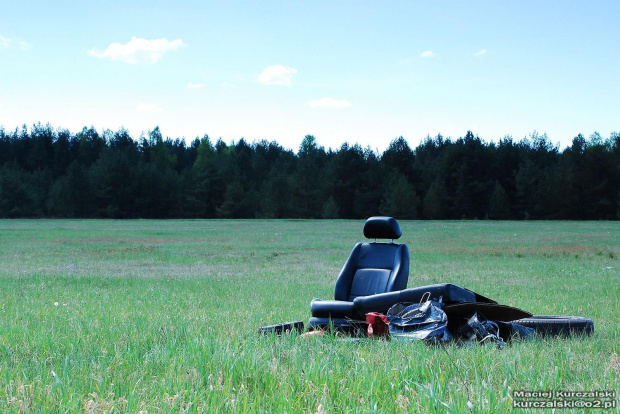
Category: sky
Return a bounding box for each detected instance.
[1,1,619,153]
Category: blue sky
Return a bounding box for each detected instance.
[1,1,618,152]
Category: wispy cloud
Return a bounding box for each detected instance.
[474,49,487,57]
[89,37,186,64]
[258,65,298,86]
[420,50,436,58]
[186,82,205,90]
[0,35,31,51]
[137,103,164,113]
[221,82,237,88]
[308,97,351,108]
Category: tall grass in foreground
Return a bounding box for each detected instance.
[0,220,618,412]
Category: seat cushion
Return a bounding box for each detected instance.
[310,299,356,318]
[349,268,391,300]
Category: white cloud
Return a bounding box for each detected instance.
[258,65,297,86]
[0,35,31,51]
[474,49,487,56]
[186,82,205,89]
[89,37,186,64]
[420,50,436,58]
[137,103,164,113]
[308,97,351,108]
[221,82,237,88]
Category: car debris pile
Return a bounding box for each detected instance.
[259,217,594,344]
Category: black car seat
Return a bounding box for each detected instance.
[309,216,409,329]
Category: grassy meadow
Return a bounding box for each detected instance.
[0,219,619,413]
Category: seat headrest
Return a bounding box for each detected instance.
[363,216,402,240]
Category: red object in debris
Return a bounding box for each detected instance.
[366,312,389,337]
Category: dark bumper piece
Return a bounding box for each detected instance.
[353,283,482,316]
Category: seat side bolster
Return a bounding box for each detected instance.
[386,244,410,292]
[333,243,362,301]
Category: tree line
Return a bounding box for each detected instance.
[0,123,618,220]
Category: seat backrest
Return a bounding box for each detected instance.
[334,217,409,301]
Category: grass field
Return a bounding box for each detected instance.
[0,219,618,413]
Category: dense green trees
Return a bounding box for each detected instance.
[0,123,618,219]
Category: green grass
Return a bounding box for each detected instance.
[0,219,618,413]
